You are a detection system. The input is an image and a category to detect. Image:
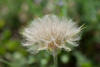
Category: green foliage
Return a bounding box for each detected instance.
[0,0,100,67]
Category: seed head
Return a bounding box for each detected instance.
[22,15,82,54]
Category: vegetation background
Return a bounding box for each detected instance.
[0,0,100,67]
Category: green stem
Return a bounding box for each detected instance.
[52,50,58,67]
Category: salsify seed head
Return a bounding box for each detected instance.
[22,15,82,54]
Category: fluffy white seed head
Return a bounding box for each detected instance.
[22,15,82,54]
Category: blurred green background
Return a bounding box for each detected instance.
[0,0,100,67]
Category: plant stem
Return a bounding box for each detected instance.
[52,50,58,67]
